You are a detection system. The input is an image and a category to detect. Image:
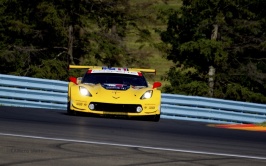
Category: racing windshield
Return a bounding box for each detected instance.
[81,73,148,90]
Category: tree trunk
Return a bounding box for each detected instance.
[68,25,75,65]
[211,24,218,40]
[209,24,218,97]
[208,66,215,97]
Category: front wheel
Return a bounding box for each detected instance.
[67,102,76,115]
[152,114,160,122]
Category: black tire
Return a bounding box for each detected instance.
[67,102,76,115]
[153,114,160,122]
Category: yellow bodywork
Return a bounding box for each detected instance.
[68,65,161,121]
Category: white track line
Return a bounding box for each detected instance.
[0,132,266,160]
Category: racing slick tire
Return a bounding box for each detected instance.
[67,102,76,115]
[153,114,160,122]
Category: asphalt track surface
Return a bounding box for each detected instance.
[0,106,266,166]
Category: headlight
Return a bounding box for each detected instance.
[79,86,92,96]
[141,90,153,99]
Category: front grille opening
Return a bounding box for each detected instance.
[90,102,141,113]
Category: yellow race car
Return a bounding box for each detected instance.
[67,65,162,121]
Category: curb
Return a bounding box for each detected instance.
[209,124,266,132]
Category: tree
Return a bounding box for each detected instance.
[0,0,75,78]
[160,0,266,103]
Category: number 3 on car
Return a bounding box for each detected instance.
[67,65,162,122]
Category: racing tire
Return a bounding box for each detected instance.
[67,102,76,115]
[153,114,160,122]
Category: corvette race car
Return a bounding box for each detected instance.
[67,65,162,121]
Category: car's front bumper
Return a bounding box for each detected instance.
[69,99,161,116]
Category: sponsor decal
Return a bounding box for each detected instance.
[91,69,139,75]
[102,84,130,90]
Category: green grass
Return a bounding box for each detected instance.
[259,122,266,127]
[148,52,173,86]
[154,0,182,10]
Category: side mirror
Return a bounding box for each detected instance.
[152,82,162,89]
[69,76,78,85]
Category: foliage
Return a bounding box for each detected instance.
[163,66,209,96]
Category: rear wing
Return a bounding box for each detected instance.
[69,65,100,69]
[127,68,156,74]
[69,65,156,74]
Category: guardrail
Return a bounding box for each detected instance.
[0,74,68,110]
[161,94,266,124]
[0,74,266,124]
